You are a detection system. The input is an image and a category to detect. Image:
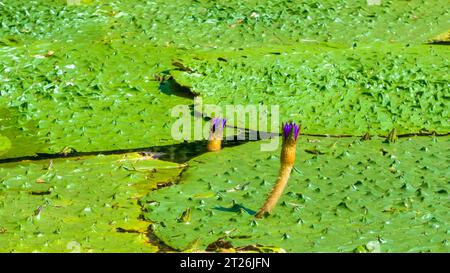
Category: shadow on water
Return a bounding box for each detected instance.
[214,203,257,215]
[158,74,197,99]
[426,41,450,45]
[0,135,259,165]
[151,138,253,163]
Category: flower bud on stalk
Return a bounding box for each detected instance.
[207,117,227,151]
[256,122,300,218]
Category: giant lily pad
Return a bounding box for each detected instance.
[111,0,450,48]
[141,136,449,252]
[0,38,196,159]
[2,0,449,159]
[0,0,107,41]
[0,134,11,156]
[170,44,449,135]
[2,0,449,49]
[0,153,184,252]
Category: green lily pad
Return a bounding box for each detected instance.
[1,0,449,253]
[141,136,449,252]
[108,0,450,48]
[0,0,107,41]
[0,38,197,159]
[2,0,448,160]
[0,153,184,252]
[170,44,449,135]
[2,0,449,49]
[0,134,11,156]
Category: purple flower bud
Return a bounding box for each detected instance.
[282,121,300,141]
[210,117,227,134]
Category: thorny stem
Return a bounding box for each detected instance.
[256,137,297,218]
